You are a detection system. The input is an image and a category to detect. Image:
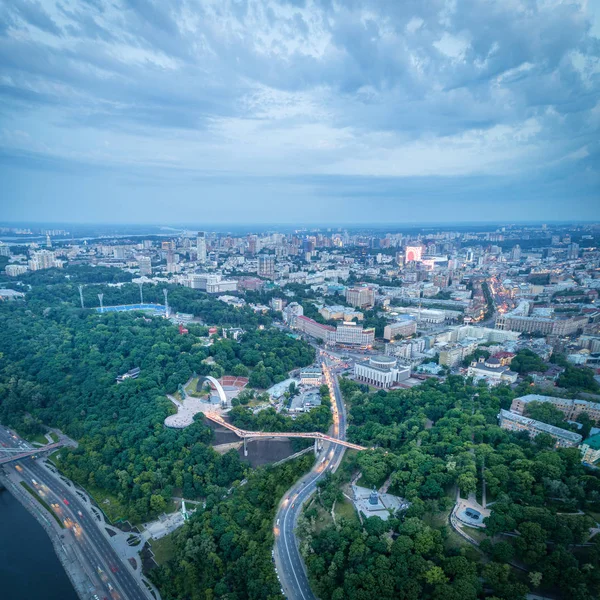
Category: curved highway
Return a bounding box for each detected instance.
[274,356,350,600]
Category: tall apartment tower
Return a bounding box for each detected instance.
[197,231,207,263]
[258,254,275,279]
[138,256,152,276]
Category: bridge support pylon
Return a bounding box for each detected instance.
[314,438,322,456]
[243,437,248,457]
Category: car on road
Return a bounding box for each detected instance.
[63,498,69,505]
[110,564,118,573]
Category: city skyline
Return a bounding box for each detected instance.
[1,1,599,224]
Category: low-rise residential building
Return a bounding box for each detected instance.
[498,409,582,448]
[510,394,600,422]
[354,355,410,388]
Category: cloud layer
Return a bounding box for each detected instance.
[0,0,599,223]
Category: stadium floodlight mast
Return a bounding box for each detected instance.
[78,284,84,309]
[98,293,104,313]
[138,282,144,305]
[163,288,169,318]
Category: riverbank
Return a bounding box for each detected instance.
[0,470,86,600]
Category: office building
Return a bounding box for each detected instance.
[354,355,410,388]
[498,409,582,448]
[187,273,237,293]
[496,313,587,336]
[0,243,10,257]
[383,317,417,341]
[346,286,375,309]
[333,322,375,348]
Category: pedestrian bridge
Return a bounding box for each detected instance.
[0,442,64,465]
[204,413,367,451]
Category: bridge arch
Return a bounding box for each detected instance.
[198,376,228,408]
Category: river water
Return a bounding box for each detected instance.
[0,486,78,600]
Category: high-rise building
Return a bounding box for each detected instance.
[511,244,521,261]
[567,243,579,260]
[257,254,275,279]
[29,250,59,271]
[196,232,207,263]
[345,286,375,309]
[0,243,10,257]
[138,256,152,276]
[5,264,28,276]
[247,235,258,255]
[46,234,52,248]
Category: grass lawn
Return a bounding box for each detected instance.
[47,449,64,464]
[585,510,600,523]
[24,432,50,445]
[462,525,488,544]
[150,535,176,565]
[184,377,207,398]
[334,497,358,524]
[48,432,59,443]
[306,498,334,534]
[85,485,127,523]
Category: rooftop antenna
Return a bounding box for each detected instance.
[163,288,169,318]
[78,285,84,309]
[98,293,104,313]
[138,282,144,305]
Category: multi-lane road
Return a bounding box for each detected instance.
[274,354,350,600]
[0,426,150,600]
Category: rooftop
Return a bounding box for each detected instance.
[500,409,582,443]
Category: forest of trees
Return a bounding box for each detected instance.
[300,377,600,600]
[151,454,314,600]
[0,273,315,522]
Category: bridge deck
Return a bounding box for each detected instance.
[204,413,367,451]
[0,442,64,465]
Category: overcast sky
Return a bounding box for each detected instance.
[1,0,599,225]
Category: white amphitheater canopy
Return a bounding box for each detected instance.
[200,376,228,407]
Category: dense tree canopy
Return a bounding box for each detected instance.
[302,376,600,600]
[0,275,315,522]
